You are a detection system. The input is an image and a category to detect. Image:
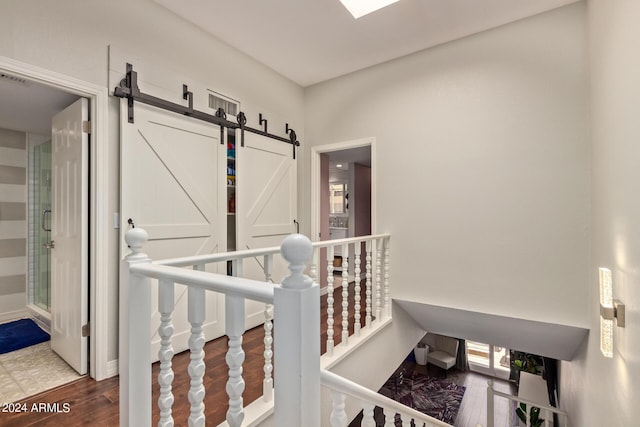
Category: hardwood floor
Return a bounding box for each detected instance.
[0,325,268,427]
[402,361,517,427]
[0,280,367,426]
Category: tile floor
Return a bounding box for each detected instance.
[0,342,83,404]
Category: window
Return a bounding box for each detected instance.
[466,341,510,380]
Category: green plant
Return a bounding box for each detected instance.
[512,352,542,374]
[516,403,544,427]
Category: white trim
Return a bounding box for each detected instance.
[310,137,377,243]
[0,308,29,324]
[320,316,392,370]
[0,57,111,380]
[106,359,119,378]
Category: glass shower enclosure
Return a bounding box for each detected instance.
[29,140,52,313]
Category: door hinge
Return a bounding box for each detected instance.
[82,323,90,337]
[82,120,91,134]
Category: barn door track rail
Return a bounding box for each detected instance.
[113,63,300,158]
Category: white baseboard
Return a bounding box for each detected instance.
[0,309,28,324]
[106,359,119,378]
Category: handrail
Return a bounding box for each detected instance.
[130,263,276,304]
[156,245,281,267]
[155,233,391,268]
[311,233,391,248]
[490,388,568,417]
[320,370,451,427]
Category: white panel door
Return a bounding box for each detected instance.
[51,98,89,375]
[237,132,297,329]
[120,101,226,360]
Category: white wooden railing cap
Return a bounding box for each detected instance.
[281,233,313,289]
[125,226,148,256]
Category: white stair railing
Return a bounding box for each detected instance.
[321,369,452,427]
[486,380,568,427]
[120,229,321,427]
[307,235,391,358]
[120,228,391,426]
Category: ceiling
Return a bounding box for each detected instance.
[154,0,580,87]
[0,74,78,135]
[396,300,588,361]
[0,1,581,135]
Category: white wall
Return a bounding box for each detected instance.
[0,129,27,322]
[560,1,640,426]
[304,4,589,326]
[0,0,304,368]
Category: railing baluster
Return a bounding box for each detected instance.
[365,240,372,327]
[341,243,349,345]
[375,239,383,321]
[330,391,348,427]
[263,303,274,402]
[229,255,247,423]
[384,237,391,318]
[158,279,175,427]
[263,254,273,283]
[362,401,375,427]
[263,254,274,403]
[487,380,494,427]
[187,287,206,427]
[327,245,335,356]
[310,247,318,284]
[383,408,395,427]
[226,294,246,427]
[354,241,362,337]
[232,258,243,278]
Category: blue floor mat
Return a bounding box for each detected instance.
[0,318,50,354]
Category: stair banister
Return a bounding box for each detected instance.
[321,369,452,427]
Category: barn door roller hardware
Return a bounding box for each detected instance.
[113,63,301,158]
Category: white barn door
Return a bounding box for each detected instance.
[237,132,297,328]
[120,101,226,360]
[51,98,89,375]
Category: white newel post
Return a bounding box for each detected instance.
[119,227,152,427]
[274,234,320,427]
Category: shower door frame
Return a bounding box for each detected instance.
[0,56,110,380]
[27,135,53,316]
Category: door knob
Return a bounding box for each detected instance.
[43,241,55,249]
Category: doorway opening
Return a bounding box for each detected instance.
[0,67,92,402]
[466,340,511,380]
[311,138,374,288]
